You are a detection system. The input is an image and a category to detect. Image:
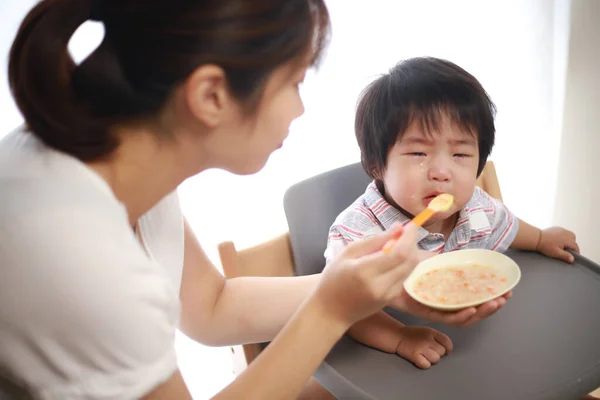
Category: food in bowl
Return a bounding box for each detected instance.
[403,249,521,310]
[412,264,508,305]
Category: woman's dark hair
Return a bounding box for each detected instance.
[355,57,496,179]
[8,0,330,160]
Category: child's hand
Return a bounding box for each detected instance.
[536,227,579,263]
[395,326,453,369]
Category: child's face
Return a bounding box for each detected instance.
[382,115,480,225]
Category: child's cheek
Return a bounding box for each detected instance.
[399,179,422,210]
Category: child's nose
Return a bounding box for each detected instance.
[428,166,451,182]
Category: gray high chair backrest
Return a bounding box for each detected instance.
[283,162,372,276]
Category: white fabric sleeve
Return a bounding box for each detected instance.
[0,205,179,400]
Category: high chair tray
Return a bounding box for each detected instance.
[315,250,600,400]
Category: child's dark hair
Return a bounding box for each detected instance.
[355,57,496,179]
[9,0,330,161]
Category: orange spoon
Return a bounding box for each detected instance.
[382,193,454,253]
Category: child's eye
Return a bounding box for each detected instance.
[454,153,471,158]
[408,152,426,157]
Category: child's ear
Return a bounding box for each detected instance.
[371,167,384,181]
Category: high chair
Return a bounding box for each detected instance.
[475,160,503,201]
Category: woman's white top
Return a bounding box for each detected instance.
[0,129,185,399]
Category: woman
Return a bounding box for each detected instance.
[0,0,507,398]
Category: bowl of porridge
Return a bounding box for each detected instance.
[404,249,521,311]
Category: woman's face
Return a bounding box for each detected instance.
[178,59,308,176]
[232,62,308,175]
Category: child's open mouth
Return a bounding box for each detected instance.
[423,192,444,205]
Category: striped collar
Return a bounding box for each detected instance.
[362,181,492,248]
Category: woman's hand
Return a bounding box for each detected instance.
[312,222,420,328]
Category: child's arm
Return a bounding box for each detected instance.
[474,187,579,263]
[511,218,579,263]
[510,218,542,251]
[348,312,452,369]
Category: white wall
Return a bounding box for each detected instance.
[553,0,600,263]
[0,0,33,131]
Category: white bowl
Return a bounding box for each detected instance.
[403,249,521,311]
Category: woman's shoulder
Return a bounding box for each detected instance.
[0,129,174,300]
[0,156,178,327]
[0,128,132,229]
[0,133,180,398]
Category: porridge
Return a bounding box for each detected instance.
[413,264,508,305]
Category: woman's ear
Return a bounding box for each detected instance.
[183,65,231,128]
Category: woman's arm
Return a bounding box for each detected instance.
[148,290,348,400]
[212,294,347,399]
[180,219,515,345]
[179,220,321,345]
[168,220,422,399]
[141,371,193,400]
